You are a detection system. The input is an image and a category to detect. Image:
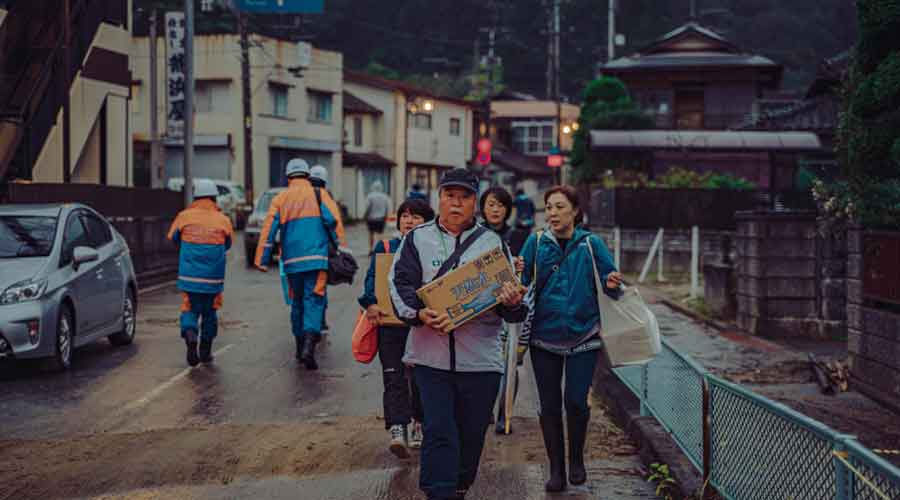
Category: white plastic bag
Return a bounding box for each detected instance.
[587,238,661,367]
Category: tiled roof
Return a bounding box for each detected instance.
[344,70,475,108]
[343,91,382,115]
[343,152,396,167]
[491,148,556,178]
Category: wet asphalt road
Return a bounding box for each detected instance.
[0,226,657,500]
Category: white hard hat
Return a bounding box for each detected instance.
[310,165,328,184]
[193,179,219,199]
[285,158,311,178]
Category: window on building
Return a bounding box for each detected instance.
[353,117,363,146]
[196,80,231,114]
[307,90,333,123]
[200,0,214,12]
[450,117,461,136]
[512,122,554,155]
[408,112,432,130]
[271,84,289,118]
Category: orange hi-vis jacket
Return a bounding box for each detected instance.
[255,177,346,275]
[167,198,234,294]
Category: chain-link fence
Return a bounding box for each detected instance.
[611,338,900,500]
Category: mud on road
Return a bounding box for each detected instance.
[0,409,638,500]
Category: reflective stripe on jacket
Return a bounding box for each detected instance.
[168,199,234,294]
[254,177,346,275]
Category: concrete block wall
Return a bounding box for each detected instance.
[734,211,846,339]
[846,226,900,412]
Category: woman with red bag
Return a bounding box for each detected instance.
[358,198,434,459]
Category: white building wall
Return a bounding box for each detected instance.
[131,35,343,204]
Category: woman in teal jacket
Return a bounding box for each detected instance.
[519,185,623,492]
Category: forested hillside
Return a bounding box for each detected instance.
[136,0,858,99]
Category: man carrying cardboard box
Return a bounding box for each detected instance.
[389,168,527,500]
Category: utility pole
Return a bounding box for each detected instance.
[183,0,194,206]
[149,9,161,188]
[546,2,553,100]
[62,0,71,183]
[239,12,254,207]
[608,0,616,62]
[691,0,697,19]
[553,0,562,185]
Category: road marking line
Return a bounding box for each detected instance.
[123,344,235,411]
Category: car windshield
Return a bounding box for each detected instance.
[0,215,57,258]
[256,192,278,214]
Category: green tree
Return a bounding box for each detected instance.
[570,77,655,183]
[825,0,900,228]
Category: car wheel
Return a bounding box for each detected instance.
[46,305,74,371]
[108,289,136,346]
[245,244,255,267]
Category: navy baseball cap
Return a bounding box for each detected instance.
[439,168,479,194]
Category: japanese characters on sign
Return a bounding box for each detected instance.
[165,12,186,139]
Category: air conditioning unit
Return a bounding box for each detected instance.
[297,42,312,68]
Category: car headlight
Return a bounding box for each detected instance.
[0,279,48,305]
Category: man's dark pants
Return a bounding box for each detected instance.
[414,365,501,500]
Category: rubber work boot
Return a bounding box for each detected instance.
[567,412,590,485]
[199,339,214,364]
[295,336,305,361]
[539,415,567,492]
[300,333,321,370]
[184,330,199,367]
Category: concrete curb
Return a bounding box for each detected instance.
[594,367,709,500]
[641,288,734,333]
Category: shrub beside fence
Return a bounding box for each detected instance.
[2,183,183,287]
[612,339,900,500]
[589,188,816,230]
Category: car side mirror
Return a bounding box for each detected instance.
[72,246,99,270]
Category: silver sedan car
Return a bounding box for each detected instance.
[0,204,138,370]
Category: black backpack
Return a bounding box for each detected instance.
[314,188,358,285]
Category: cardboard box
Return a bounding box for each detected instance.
[375,253,406,327]
[417,246,518,330]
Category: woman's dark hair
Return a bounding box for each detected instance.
[544,185,584,226]
[396,198,435,229]
[479,186,513,224]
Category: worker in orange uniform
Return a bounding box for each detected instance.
[255,159,346,369]
[168,179,234,367]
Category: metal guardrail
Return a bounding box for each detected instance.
[611,339,900,500]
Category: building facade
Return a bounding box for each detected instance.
[342,71,474,217]
[0,0,133,186]
[595,21,819,188]
[131,33,344,204]
[477,98,579,199]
